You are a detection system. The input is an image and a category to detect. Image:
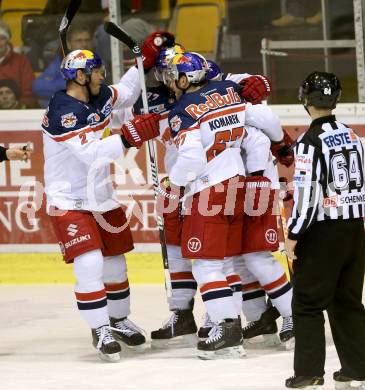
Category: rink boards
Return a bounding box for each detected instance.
[0,104,364,283]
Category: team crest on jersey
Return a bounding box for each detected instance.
[170,115,182,132]
[61,112,77,128]
[87,113,101,125]
[101,99,112,117]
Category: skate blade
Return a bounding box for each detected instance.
[151,334,198,350]
[335,381,365,390]
[197,345,246,360]
[97,351,120,363]
[119,341,146,353]
[281,336,295,351]
[243,334,281,349]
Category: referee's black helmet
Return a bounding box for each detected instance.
[299,71,342,109]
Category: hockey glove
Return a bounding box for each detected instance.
[270,129,295,167]
[244,176,274,216]
[121,113,161,148]
[141,31,175,71]
[240,75,271,104]
[278,176,293,202]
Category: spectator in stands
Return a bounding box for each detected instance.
[94,0,155,81]
[0,21,34,107]
[0,79,25,109]
[32,24,93,108]
[272,0,321,27]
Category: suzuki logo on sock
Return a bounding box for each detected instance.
[67,224,78,237]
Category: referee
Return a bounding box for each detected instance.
[285,72,365,389]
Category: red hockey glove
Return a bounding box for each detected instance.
[240,75,272,104]
[244,176,275,216]
[141,31,175,71]
[121,113,160,148]
[278,176,293,202]
[271,129,295,167]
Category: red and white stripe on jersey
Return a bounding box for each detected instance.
[262,274,291,300]
[109,86,119,106]
[170,271,197,291]
[104,280,130,301]
[44,116,111,142]
[226,274,242,293]
[242,280,266,301]
[200,280,233,302]
[75,289,107,310]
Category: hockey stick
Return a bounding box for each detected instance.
[59,0,82,56]
[104,21,172,297]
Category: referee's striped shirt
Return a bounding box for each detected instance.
[288,115,365,240]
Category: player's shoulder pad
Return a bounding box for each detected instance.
[42,91,89,137]
[168,105,197,138]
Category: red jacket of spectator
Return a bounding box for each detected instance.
[0,45,34,106]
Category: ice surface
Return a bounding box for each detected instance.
[0,285,351,390]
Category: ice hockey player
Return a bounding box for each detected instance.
[142,47,294,349]
[41,37,167,362]
[235,125,294,350]
[159,51,288,359]
[146,50,294,350]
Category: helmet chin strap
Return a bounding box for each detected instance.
[72,75,93,97]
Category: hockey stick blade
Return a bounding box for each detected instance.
[59,0,82,55]
[104,22,141,57]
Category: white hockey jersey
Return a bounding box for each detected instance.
[42,66,141,212]
[168,79,282,195]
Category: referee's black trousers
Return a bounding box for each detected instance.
[292,218,365,380]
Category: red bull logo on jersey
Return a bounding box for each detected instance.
[170,115,182,132]
[185,87,241,120]
[61,112,77,128]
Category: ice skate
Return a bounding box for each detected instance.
[91,325,121,362]
[334,370,365,390]
[197,312,215,339]
[285,375,324,389]
[151,309,198,349]
[110,317,146,352]
[242,306,281,348]
[197,318,246,360]
[280,315,295,350]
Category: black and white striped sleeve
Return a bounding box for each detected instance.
[288,140,322,239]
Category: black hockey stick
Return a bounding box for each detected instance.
[59,0,82,56]
[104,21,172,297]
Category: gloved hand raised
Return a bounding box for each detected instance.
[120,113,161,148]
[240,75,272,104]
[141,31,175,71]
